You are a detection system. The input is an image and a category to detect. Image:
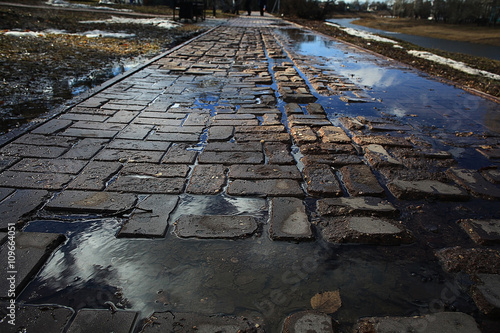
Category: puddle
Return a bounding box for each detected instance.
[19,195,476,332]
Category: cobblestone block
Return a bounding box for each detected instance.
[477,147,500,159]
[175,215,258,239]
[352,135,412,147]
[235,132,291,142]
[317,126,351,144]
[340,116,365,130]
[147,132,201,142]
[119,194,179,238]
[299,143,356,155]
[364,144,403,168]
[187,164,227,194]
[459,219,500,245]
[227,179,304,197]
[435,247,500,275]
[355,312,481,333]
[107,176,186,194]
[205,142,262,152]
[291,126,317,144]
[0,171,73,190]
[161,143,198,164]
[121,164,189,178]
[47,190,136,213]
[60,128,118,138]
[236,125,286,133]
[106,110,140,123]
[447,167,500,200]
[67,309,138,333]
[0,232,65,297]
[208,126,234,141]
[303,164,343,196]
[317,197,398,217]
[229,164,301,180]
[0,306,73,333]
[339,164,385,197]
[67,161,121,191]
[134,117,183,126]
[387,179,469,201]
[237,107,281,115]
[141,311,264,332]
[270,197,312,240]
[0,189,49,229]
[283,311,334,333]
[107,139,170,152]
[61,138,109,160]
[94,149,164,163]
[288,115,331,127]
[70,121,126,131]
[321,216,412,245]
[59,113,109,122]
[1,144,68,158]
[199,151,264,165]
[9,158,87,174]
[472,274,500,315]
[116,124,154,140]
[481,167,500,184]
[284,103,303,116]
[31,119,73,135]
[305,103,325,115]
[264,143,295,164]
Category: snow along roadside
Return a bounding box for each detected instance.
[324,22,500,81]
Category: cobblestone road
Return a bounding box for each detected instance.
[0,14,499,333]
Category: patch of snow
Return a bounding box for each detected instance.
[408,50,500,81]
[45,0,132,12]
[80,16,180,29]
[1,29,135,39]
[325,22,398,44]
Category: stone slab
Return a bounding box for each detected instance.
[435,247,500,275]
[12,134,75,147]
[116,124,154,140]
[317,197,398,217]
[303,164,343,196]
[0,187,15,202]
[186,164,227,194]
[481,167,500,184]
[229,164,301,180]
[208,126,234,141]
[107,176,186,194]
[119,195,179,238]
[0,305,73,333]
[60,128,118,138]
[283,311,334,333]
[67,309,138,333]
[174,215,258,239]
[161,143,198,164]
[0,144,68,159]
[288,115,331,127]
[270,197,312,240]
[355,312,481,333]
[120,164,190,178]
[31,119,73,135]
[447,167,500,200]
[9,158,87,174]
[204,142,262,152]
[321,216,412,245]
[0,189,49,230]
[477,147,500,159]
[472,274,500,315]
[94,149,164,163]
[67,161,122,191]
[302,155,363,167]
[387,179,469,201]
[46,190,137,213]
[0,232,65,297]
[291,126,317,144]
[227,179,304,197]
[141,312,263,333]
[147,132,201,142]
[235,132,291,143]
[352,135,412,147]
[0,171,73,190]
[264,143,295,164]
[340,164,385,197]
[198,151,264,165]
[107,139,171,151]
[317,126,351,144]
[364,144,403,168]
[61,138,109,160]
[459,219,500,245]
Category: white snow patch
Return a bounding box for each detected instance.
[408,50,500,81]
[80,16,180,29]
[325,22,398,44]
[45,0,132,11]
[1,29,135,38]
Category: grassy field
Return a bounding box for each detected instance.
[352,16,500,46]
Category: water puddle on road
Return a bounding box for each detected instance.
[19,196,471,332]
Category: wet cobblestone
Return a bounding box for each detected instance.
[1,13,499,333]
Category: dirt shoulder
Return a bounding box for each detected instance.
[287,18,500,100]
[0,2,207,133]
[352,16,500,47]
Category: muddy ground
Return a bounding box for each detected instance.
[0,2,206,134]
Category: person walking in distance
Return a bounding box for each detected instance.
[259,0,266,16]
